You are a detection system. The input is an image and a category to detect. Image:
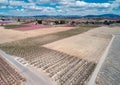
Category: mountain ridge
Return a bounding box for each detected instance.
[0,14,120,18]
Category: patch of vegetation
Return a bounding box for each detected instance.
[3,25,25,29]
[59,20,66,24]
[36,19,42,24]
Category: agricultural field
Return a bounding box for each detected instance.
[3,24,25,29]
[0,26,73,44]
[3,23,50,31]
[1,24,98,46]
[0,55,25,85]
[0,46,96,85]
[14,23,50,31]
[95,35,120,85]
[44,26,120,63]
[1,25,119,85]
[0,25,99,85]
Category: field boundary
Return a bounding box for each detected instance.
[87,34,115,85]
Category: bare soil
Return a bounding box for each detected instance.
[0,26,73,44]
[43,26,120,63]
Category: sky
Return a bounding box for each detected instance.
[0,0,120,16]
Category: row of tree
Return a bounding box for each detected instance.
[34,19,120,25]
[103,20,120,25]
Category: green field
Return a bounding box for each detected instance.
[3,25,25,29]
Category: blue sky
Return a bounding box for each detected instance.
[0,0,120,16]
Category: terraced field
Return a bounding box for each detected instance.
[0,55,25,85]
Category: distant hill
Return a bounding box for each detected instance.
[32,15,82,19]
[83,14,120,18]
[0,14,120,19]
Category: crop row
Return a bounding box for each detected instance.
[0,56,26,85]
[0,44,96,85]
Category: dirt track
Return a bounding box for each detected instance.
[43,26,120,63]
[0,26,73,44]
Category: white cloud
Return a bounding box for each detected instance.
[88,3,110,8]
[55,0,112,15]
[110,0,120,9]
[67,1,111,8]
[38,0,50,3]
[0,0,120,16]
[57,9,63,12]
[0,0,8,5]
[43,7,55,12]
[34,0,60,4]
[28,0,34,3]
[0,6,7,8]
[76,1,87,7]
[9,1,25,6]
[9,0,35,7]
[16,8,24,11]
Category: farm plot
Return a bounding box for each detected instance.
[0,55,25,85]
[0,25,100,85]
[0,25,96,47]
[3,24,26,29]
[14,23,50,31]
[0,26,72,44]
[3,23,50,31]
[0,46,96,85]
[95,35,120,85]
[0,24,97,44]
[0,26,99,85]
[9,27,97,45]
[44,26,120,63]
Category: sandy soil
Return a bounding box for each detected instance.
[43,26,120,63]
[0,26,73,44]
